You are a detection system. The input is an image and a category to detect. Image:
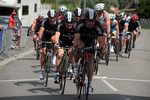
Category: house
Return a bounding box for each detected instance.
[110,5,121,14]
[123,0,139,14]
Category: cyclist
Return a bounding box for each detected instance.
[73,7,82,27]
[109,13,119,53]
[73,9,103,94]
[57,5,67,23]
[115,13,128,56]
[38,10,58,80]
[54,11,75,83]
[125,14,141,53]
[31,12,44,50]
[94,3,110,59]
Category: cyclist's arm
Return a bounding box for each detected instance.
[39,27,44,39]
[54,31,60,44]
[115,25,119,36]
[106,19,110,34]
[31,23,36,32]
[73,33,80,48]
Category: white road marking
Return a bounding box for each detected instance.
[101,78,118,91]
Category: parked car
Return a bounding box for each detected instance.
[0,16,22,30]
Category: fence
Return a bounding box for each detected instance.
[0,27,28,60]
[140,19,150,28]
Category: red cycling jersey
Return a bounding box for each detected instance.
[8,17,16,28]
[33,18,39,25]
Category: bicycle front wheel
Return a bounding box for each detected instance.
[45,55,51,87]
[59,60,67,95]
[105,42,110,65]
[128,37,132,59]
[116,40,119,62]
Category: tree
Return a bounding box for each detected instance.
[136,0,150,19]
[118,0,132,9]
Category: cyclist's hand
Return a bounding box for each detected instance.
[55,43,59,49]
[138,32,141,36]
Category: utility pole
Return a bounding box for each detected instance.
[83,0,86,11]
[55,0,57,11]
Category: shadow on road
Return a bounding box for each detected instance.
[0,94,150,100]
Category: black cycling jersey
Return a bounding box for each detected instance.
[57,22,76,47]
[41,18,58,41]
[76,19,103,45]
[128,19,141,32]
[118,18,128,32]
[35,20,42,32]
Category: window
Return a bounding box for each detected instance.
[18,0,21,3]
[22,6,29,15]
[34,4,37,12]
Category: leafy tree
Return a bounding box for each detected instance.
[136,0,150,19]
[118,0,132,9]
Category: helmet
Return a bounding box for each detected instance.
[94,3,105,11]
[63,11,75,23]
[109,13,115,19]
[132,14,138,20]
[38,12,44,18]
[47,9,58,18]
[84,9,97,19]
[12,12,16,15]
[116,13,122,19]
[74,7,82,17]
[59,5,67,12]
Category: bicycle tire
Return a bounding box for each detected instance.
[83,62,90,100]
[77,59,82,98]
[93,59,98,75]
[128,37,132,59]
[116,40,119,62]
[45,55,51,87]
[36,47,40,60]
[105,42,110,65]
[60,59,67,95]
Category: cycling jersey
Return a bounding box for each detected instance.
[58,16,63,23]
[33,18,43,33]
[118,18,129,33]
[128,19,141,32]
[41,18,58,41]
[110,19,118,34]
[8,17,16,28]
[97,10,110,34]
[76,19,103,46]
[57,22,76,47]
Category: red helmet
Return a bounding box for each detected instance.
[132,15,138,20]
[12,12,16,15]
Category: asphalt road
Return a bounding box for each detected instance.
[0,29,150,100]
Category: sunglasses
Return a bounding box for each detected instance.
[86,19,96,22]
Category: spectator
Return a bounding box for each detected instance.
[8,11,18,32]
[0,25,3,30]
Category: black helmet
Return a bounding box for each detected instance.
[74,7,82,17]
[47,9,58,18]
[116,13,122,19]
[84,9,97,19]
[63,11,75,23]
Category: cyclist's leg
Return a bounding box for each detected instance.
[56,48,64,72]
[33,33,37,49]
[51,35,56,65]
[133,30,137,48]
[39,43,47,79]
[54,48,64,83]
[125,33,131,53]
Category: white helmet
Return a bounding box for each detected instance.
[59,5,67,12]
[109,13,115,19]
[38,12,44,18]
[94,3,105,11]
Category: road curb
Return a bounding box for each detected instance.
[0,49,34,69]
